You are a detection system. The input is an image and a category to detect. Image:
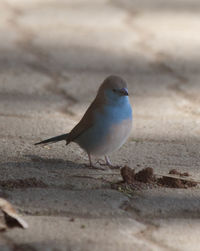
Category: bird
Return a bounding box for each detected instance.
[35,75,133,168]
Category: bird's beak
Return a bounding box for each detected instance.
[119,88,129,96]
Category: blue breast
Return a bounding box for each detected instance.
[102,96,132,123]
[75,97,132,152]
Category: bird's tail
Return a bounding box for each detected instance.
[34,133,68,145]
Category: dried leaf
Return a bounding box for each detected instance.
[0,198,28,229]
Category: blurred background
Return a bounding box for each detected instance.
[1,0,200,250]
[1,0,200,142]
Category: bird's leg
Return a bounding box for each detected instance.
[97,155,113,167]
[97,155,120,169]
[105,155,112,166]
[84,153,94,168]
[104,155,120,169]
[88,153,93,167]
[85,153,105,170]
[96,156,111,166]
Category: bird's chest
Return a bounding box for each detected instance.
[105,117,132,145]
[90,104,132,155]
[90,116,132,155]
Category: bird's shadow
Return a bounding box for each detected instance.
[25,154,80,169]
[0,154,112,193]
[0,154,93,190]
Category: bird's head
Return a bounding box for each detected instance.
[97,75,129,105]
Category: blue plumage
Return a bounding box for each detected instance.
[35,75,133,168]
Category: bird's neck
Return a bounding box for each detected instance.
[107,96,130,107]
[95,92,130,107]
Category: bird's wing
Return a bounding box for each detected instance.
[67,99,101,144]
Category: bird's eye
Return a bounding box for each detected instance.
[112,89,117,93]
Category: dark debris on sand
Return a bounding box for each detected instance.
[0,178,48,190]
[114,166,198,192]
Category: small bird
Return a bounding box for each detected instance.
[35,75,132,168]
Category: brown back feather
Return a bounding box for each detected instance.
[67,98,102,143]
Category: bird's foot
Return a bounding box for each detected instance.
[85,153,106,170]
[96,159,120,169]
[96,159,106,166]
[84,163,106,170]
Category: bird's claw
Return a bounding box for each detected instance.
[84,163,106,170]
[96,159,120,169]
